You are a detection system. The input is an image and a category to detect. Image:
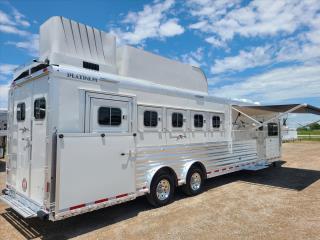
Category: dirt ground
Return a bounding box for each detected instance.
[0,142,319,240]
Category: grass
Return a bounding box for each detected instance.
[297,129,320,141]
[297,129,320,135]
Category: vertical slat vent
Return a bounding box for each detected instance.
[83,61,99,71]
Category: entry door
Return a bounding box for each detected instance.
[265,122,281,159]
[90,98,130,133]
[13,84,32,196]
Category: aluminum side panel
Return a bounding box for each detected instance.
[135,140,258,189]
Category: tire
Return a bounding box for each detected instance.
[182,166,204,196]
[146,171,175,207]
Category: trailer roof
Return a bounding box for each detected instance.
[232,104,320,116]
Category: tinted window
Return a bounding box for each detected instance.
[98,107,122,126]
[172,112,183,128]
[268,123,278,136]
[17,102,25,121]
[34,98,46,120]
[144,111,158,127]
[212,116,221,128]
[194,114,203,128]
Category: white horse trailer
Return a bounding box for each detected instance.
[1,17,320,221]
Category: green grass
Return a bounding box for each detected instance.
[297,129,320,135]
[297,129,320,141]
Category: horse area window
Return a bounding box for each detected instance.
[144,111,158,127]
[172,112,183,128]
[194,114,203,128]
[212,116,221,128]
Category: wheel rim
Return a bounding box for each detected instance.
[190,172,201,191]
[156,179,171,201]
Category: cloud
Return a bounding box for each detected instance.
[210,64,320,103]
[180,47,205,67]
[110,0,184,44]
[205,36,226,48]
[0,10,14,25]
[159,19,184,37]
[188,0,320,42]
[12,7,30,27]
[0,64,18,75]
[0,7,30,27]
[211,46,274,74]
[0,82,10,109]
[7,34,39,57]
[0,24,28,36]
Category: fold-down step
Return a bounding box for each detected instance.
[0,194,37,218]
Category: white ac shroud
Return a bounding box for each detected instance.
[39,16,208,93]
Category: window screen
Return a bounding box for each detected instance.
[17,102,25,121]
[194,114,203,128]
[212,116,221,128]
[172,112,183,128]
[268,123,278,136]
[144,111,158,127]
[34,98,46,119]
[98,107,122,126]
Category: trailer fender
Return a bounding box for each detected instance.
[146,166,178,191]
[181,161,207,184]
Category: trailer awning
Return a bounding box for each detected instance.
[232,104,320,116]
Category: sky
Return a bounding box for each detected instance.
[0,0,319,127]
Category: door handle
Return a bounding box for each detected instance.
[121,153,126,156]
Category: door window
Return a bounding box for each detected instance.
[34,98,46,120]
[17,102,25,121]
[98,107,122,126]
[268,123,278,136]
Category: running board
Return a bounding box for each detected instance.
[0,194,37,218]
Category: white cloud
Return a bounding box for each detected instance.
[180,47,204,67]
[232,98,260,105]
[111,0,184,44]
[159,19,184,37]
[210,64,320,103]
[0,10,14,25]
[0,24,28,36]
[0,64,18,75]
[0,83,10,109]
[7,34,39,57]
[188,0,320,42]
[211,46,273,74]
[0,7,30,27]
[12,7,30,27]
[205,36,226,48]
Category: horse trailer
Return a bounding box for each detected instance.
[1,16,320,221]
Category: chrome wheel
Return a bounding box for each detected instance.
[156,179,171,201]
[190,172,201,191]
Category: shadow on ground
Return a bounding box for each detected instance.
[1,162,320,240]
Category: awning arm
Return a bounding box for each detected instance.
[253,103,307,130]
[231,106,262,126]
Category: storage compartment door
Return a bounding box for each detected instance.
[56,134,135,211]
